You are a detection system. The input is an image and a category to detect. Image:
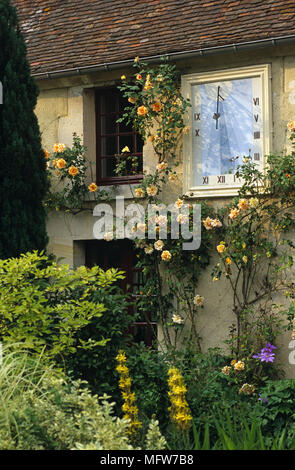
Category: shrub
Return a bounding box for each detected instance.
[0,345,166,450]
[0,251,131,384]
[255,379,295,437]
[63,271,133,400]
[0,0,49,259]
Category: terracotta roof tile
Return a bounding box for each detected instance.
[11,0,295,75]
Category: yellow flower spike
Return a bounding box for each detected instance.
[116,351,127,363]
[167,367,192,431]
[116,364,129,375]
[115,351,142,435]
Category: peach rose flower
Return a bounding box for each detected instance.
[53,143,66,153]
[287,120,295,131]
[56,158,66,169]
[135,187,145,198]
[146,185,158,196]
[238,198,249,211]
[88,183,98,192]
[161,250,172,261]
[68,166,79,176]
[156,162,168,171]
[152,102,162,112]
[137,105,148,116]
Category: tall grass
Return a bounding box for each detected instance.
[192,408,295,450]
[0,344,58,443]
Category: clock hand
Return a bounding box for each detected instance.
[213,85,224,129]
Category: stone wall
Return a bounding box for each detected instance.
[35,44,295,376]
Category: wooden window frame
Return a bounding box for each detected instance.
[95,87,143,185]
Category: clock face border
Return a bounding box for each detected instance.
[181,64,272,199]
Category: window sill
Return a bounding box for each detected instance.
[99,182,142,200]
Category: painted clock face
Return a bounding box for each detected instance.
[192,77,262,188]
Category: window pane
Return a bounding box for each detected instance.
[119,118,133,133]
[97,89,143,182]
[119,96,129,113]
[101,157,117,178]
[101,136,117,156]
[132,270,144,294]
[135,155,143,174]
[107,242,123,269]
[119,135,134,153]
[101,114,117,135]
[100,92,117,113]
[136,134,144,153]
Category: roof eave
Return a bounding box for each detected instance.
[31,34,295,80]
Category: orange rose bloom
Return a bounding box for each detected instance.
[68,166,79,176]
[56,158,66,169]
[44,149,50,159]
[53,143,66,153]
[152,102,162,112]
[137,105,148,116]
[128,96,137,104]
[136,74,142,80]
[88,182,98,192]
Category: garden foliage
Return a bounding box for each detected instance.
[0,345,166,450]
[0,251,129,366]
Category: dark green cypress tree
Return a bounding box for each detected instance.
[0,0,49,258]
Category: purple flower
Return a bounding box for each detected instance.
[258,394,268,404]
[264,343,277,352]
[252,353,261,359]
[253,343,276,363]
[259,351,275,363]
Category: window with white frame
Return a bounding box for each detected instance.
[181,64,272,198]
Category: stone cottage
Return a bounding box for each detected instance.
[13,0,295,375]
